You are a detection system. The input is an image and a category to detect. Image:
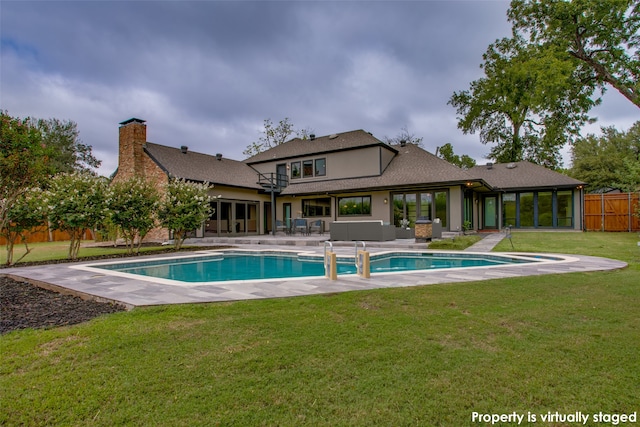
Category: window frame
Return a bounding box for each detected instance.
[338,196,372,216]
[315,158,326,176]
[302,160,313,178]
[302,197,331,217]
[290,161,301,179]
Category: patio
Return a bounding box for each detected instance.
[1,234,627,308]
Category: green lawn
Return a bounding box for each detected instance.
[0,241,174,265]
[1,232,639,426]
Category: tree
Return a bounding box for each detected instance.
[46,173,109,260]
[448,36,595,168]
[108,178,160,254]
[243,118,296,157]
[0,112,52,234]
[157,179,212,250]
[437,143,477,169]
[1,188,47,265]
[383,126,424,147]
[570,121,640,191]
[509,0,640,108]
[37,118,101,174]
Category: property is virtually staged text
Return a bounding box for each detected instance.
[471,411,637,425]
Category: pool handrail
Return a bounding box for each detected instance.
[355,241,366,266]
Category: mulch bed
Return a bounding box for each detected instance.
[0,276,126,334]
[1,245,229,334]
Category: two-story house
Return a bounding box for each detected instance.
[112,118,586,240]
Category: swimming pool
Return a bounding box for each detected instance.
[80,250,545,283]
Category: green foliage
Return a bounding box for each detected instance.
[1,188,47,265]
[108,178,160,254]
[157,179,212,250]
[437,143,477,169]
[428,234,481,250]
[46,173,109,259]
[449,37,594,168]
[243,118,296,157]
[570,121,640,192]
[0,111,52,233]
[1,111,100,242]
[509,0,640,108]
[36,117,101,175]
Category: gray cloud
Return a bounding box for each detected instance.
[1,0,634,175]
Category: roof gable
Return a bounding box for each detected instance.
[144,143,261,189]
[244,130,397,164]
[281,143,476,195]
[469,161,585,190]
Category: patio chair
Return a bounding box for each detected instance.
[275,219,289,234]
[293,218,309,235]
[308,219,324,235]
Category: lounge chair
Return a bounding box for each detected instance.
[293,218,308,235]
[275,219,289,234]
[308,219,324,235]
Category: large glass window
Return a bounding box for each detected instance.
[315,158,326,176]
[405,194,417,226]
[520,192,534,227]
[420,193,432,220]
[393,194,404,227]
[303,160,313,178]
[502,190,573,229]
[302,198,331,217]
[435,191,447,227]
[537,191,553,227]
[247,203,258,233]
[464,193,473,228]
[338,196,371,216]
[502,193,516,228]
[291,162,301,179]
[220,202,233,233]
[557,191,573,227]
[393,191,447,228]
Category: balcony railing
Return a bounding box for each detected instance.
[257,172,289,192]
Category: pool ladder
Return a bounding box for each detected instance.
[323,241,370,280]
[355,241,370,278]
[323,241,337,280]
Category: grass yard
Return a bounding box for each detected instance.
[1,232,639,426]
[0,241,172,265]
[427,234,482,250]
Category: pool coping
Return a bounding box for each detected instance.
[1,245,628,309]
[66,248,573,288]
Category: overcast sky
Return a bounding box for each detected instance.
[2,0,638,176]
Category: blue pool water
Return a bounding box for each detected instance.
[94,251,539,283]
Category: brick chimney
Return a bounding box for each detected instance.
[118,118,147,178]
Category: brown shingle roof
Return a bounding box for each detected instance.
[245,130,396,164]
[469,161,585,190]
[280,143,476,195]
[144,143,261,189]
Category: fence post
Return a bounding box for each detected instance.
[629,192,632,232]
[601,193,605,231]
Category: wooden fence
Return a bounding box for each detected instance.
[584,192,640,232]
[0,227,93,246]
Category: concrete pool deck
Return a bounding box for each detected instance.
[1,234,627,309]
